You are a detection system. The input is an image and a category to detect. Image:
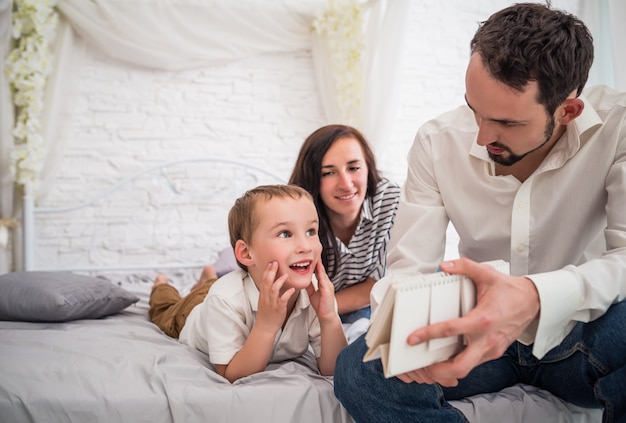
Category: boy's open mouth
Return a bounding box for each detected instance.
[290,261,312,273]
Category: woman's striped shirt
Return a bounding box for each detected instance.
[327,177,401,292]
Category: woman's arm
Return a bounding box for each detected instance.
[334,276,376,315]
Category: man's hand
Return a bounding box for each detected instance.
[396,257,540,386]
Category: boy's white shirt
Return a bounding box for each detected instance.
[179,269,322,365]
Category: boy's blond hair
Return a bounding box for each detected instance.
[228,184,314,271]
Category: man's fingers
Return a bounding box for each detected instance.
[442,258,479,279]
[439,257,501,286]
[424,346,481,383]
[407,316,473,345]
[396,367,459,387]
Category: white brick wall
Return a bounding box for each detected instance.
[52,48,324,201]
[30,1,580,271]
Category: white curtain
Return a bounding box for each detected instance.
[2,0,410,272]
[579,0,626,91]
[56,0,318,71]
[311,0,410,153]
[361,0,409,154]
[38,19,79,200]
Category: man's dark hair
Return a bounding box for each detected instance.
[470,2,594,115]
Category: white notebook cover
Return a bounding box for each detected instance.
[363,260,510,378]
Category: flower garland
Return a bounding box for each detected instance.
[312,0,365,125]
[4,0,58,191]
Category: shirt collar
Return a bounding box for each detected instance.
[350,193,376,238]
[334,192,373,252]
[361,194,374,222]
[244,273,259,311]
[470,138,489,162]
[571,93,602,148]
[537,96,601,172]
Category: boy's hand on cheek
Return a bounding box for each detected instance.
[308,262,338,322]
[255,261,294,334]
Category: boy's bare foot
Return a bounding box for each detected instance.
[200,265,218,282]
[190,266,217,291]
[154,274,169,286]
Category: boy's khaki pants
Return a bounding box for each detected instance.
[149,278,217,338]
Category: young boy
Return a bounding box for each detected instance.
[149,184,347,383]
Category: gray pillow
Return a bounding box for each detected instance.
[0,271,140,322]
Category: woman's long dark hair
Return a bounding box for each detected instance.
[289,124,381,278]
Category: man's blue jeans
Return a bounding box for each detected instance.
[334,301,626,423]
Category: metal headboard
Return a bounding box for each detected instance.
[23,158,285,273]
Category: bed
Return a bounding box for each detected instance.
[1,158,603,422]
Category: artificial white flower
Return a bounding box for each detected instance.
[312,0,365,125]
[5,0,58,191]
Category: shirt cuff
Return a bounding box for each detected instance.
[523,269,584,359]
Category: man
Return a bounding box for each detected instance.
[334,3,626,422]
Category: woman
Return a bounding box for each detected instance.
[289,124,400,325]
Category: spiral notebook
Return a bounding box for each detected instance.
[363,260,509,378]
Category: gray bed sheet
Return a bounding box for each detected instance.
[0,287,353,423]
[0,275,603,423]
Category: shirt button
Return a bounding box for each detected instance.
[516,245,525,253]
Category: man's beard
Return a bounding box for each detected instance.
[488,117,556,166]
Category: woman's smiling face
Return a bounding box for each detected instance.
[319,136,368,225]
